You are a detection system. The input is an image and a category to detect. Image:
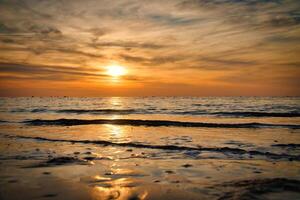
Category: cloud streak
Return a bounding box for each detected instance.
[0,62,107,81]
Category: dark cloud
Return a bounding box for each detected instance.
[148,14,202,26]
[1,0,53,19]
[0,45,104,61]
[119,54,149,63]
[1,38,14,43]
[88,27,109,42]
[0,20,63,39]
[178,0,282,8]
[119,54,183,66]
[92,41,167,50]
[265,35,300,43]
[275,62,300,67]
[0,23,18,33]
[0,74,79,81]
[217,70,300,87]
[89,27,109,37]
[266,13,300,27]
[28,25,62,38]
[47,48,104,59]
[0,62,107,81]
[178,0,300,29]
[198,57,257,66]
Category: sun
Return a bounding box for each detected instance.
[106,65,126,77]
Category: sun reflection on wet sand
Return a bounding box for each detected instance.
[88,175,204,200]
[90,178,148,200]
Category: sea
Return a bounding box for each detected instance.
[0,97,299,200]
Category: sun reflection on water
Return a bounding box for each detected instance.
[109,97,123,107]
[105,124,124,136]
[108,97,125,120]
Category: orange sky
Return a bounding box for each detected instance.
[0,0,299,96]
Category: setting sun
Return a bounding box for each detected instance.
[106,65,126,77]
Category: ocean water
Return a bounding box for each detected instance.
[0,97,300,200]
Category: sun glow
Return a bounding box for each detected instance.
[106,65,126,77]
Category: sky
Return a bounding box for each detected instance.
[0,0,299,96]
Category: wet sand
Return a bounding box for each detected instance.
[1,125,300,200]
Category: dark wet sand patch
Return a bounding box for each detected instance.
[42,193,58,198]
[182,164,193,168]
[7,179,18,183]
[165,170,175,174]
[24,157,92,168]
[272,143,300,148]
[224,140,254,148]
[214,178,300,200]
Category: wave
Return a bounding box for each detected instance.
[4,134,300,161]
[55,109,140,114]
[212,111,300,118]
[9,107,300,117]
[11,108,49,113]
[10,108,27,113]
[174,111,300,117]
[31,108,48,113]
[24,118,300,129]
[9,108,143,114]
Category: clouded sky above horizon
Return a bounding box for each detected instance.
[0,0,299,96]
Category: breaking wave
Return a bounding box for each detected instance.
[24,118,300,129]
